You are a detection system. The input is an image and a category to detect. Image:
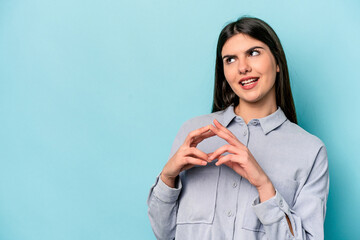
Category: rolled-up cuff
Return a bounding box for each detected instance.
[152,175,182,203]
[252,189,290,225]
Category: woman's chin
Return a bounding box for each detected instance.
[238,95,262,104]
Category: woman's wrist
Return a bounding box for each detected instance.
[256,180,276,203]
[160,172,177,188]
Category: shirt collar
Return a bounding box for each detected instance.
[220,104,288,135]
[220,105,237,127]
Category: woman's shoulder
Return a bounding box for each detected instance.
[281,120,326,149]
[180,109,226,133]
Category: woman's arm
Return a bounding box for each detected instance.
[209,119,329,239]
[256,180,294,235]
[147,174,181,240]
[251,146,329,240]
[147,124,215,239]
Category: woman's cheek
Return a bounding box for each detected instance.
[261,55,277,75]
[224,66,237,83]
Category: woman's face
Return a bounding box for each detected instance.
[221,33,279,106]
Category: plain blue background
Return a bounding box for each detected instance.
[0,0,359,239]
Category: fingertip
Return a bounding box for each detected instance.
[204,125,212,132]
[209,124,216,131]
[213,121,221,128]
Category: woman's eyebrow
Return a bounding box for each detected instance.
[222,46,265,59]
[222,54,236,60]
[245,46,265,54]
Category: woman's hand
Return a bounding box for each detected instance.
[161,125,215,188]
[208,119,275,202]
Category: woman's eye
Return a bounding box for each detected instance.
[226,58,235,64]
[250,50,260,56]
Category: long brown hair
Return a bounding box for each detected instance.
[212,17,297,124]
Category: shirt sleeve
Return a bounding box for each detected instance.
[252,145,329,240]
[147,174,182,240]
[147,122,189,240]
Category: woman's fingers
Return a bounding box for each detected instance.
[208,144,239,161]
[190,129,216,147]
[211,120,245,148]
[209,124,238,146]
[213,119,236,137]
[216,154,242,169]
[215,154,233,166]
[185,147,210,162]
[217,155,247,177]
[184,125,213,146]
[183,156,208,166]
[163,125,215,178]
[200,129,216,139]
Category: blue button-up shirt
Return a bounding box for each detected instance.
[147,105,329,240]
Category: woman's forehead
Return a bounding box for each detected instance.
[221,33,268,55]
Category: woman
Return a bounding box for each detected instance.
[147,17,329,240]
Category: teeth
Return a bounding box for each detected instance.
[241,78,258,86]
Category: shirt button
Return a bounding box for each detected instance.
[279,199,284,208]
[243,130,247,136]
[232,182,237,188]
[227,211,233,217]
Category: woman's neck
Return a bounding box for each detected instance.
[234,99,277,124]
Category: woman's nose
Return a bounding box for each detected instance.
[238,58,251,74]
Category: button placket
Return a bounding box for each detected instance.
[243,125,250,147]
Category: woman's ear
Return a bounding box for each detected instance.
[276,65,280,72]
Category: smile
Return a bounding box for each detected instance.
[239,77,259,90]
[240,78,259,86]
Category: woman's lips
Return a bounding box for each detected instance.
[239,77,259,90]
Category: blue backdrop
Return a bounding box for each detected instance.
[0,0,359,239]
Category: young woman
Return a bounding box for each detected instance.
[147,17,329,240]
